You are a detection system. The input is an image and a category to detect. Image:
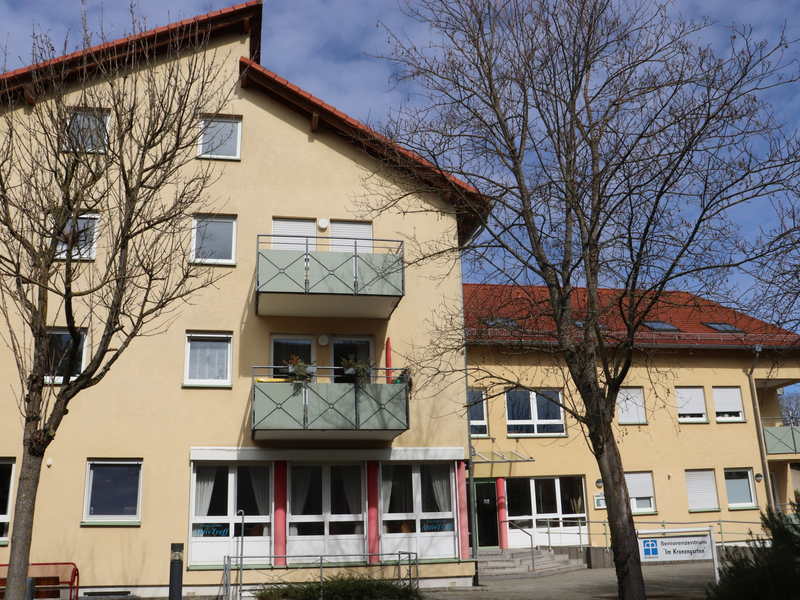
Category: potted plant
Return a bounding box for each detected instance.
[340,357,373,383]
[284,355,316,380]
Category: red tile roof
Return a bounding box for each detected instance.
[0,1,263,97]
[464,283,799,348]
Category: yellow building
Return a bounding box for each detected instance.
[0,1,481,594]
[463,283,800,557]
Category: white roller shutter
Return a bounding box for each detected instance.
[330,221,373,254]
[272,218,316,250]
[713,387,744,420]
[617,388,646,424]
[624,472,655,499]
[685,470,719,510]
[675,387,706,420]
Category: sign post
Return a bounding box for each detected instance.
[636,526,719,583]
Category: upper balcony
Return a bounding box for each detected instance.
[251,366,410,441]
[255,235,404,318]
[763,418,800,455]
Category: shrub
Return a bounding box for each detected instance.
[253,574,420,600]
[706,506,800,599]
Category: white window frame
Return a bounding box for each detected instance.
[713,387,745,422]
[56,213,99,261]
[83,460,143,523]
[380,463,456,534]
[505,476,587,530]
[66,108,110,154]
[506,389,565,436]
[617,387,646,425]
[0,460,15,542]
[191,215,237,265]
[197,117,242,160]
[190,463,272,539]
[288,464,365,539]
[724,469,757,508]
[625,472,656,514]
[184,332,233,386]
[676,387,707,422]
[468,389,488,437]
[45,327,87,385]
[685,469,719,511]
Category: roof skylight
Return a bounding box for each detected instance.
[702,322,742,333]
[643,321,680,332]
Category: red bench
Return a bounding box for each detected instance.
[0,563,79,600]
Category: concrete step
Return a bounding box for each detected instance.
[476,548,587,581]
[478,562,587,581]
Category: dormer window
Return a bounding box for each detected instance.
[643,321,679,332]
[702,322,742,333]
[575,320,606,329]
[482,317,517,328]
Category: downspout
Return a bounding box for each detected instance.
[748,345,774,510]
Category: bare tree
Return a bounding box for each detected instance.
[780,390,800,426]
[370,0,800,597]
[0,13,239,600]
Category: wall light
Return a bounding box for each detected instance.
[595,479,604,489]
[755,473,764,483]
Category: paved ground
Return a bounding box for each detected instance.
[424,563,718,600]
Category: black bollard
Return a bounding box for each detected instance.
[169,543,184,600]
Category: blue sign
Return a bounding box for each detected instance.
[642,539,658,558]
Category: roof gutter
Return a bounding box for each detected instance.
[748,345,774,511]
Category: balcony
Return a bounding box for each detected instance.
[255,235,404,318]
[251,367,410,441]
[763,418,800,455]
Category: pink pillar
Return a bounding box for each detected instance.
[457,461,470,559]
[496,477,508,550]
[367,461,381,563]
[273,461,287,566]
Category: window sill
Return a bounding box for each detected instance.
[471,435,491,439]
[688,508,720,513]
[728,505,760,511]
[678,420,710,424]
[716,419,746,424]
[0,540,7,547]
[619,422,649,426]
[182,383,233,389]
[507,434,567,438]
[189,260,237,267]
[632,511,658,516]
[81,520,141,527]
[196,155,242,162]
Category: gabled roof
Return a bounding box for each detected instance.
[464,283,799,349]
[0,1,262,100]
[239,58,488,244]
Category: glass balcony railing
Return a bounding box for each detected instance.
[255,235,404,318]
[763,417,800,454]
[251,366,410,440]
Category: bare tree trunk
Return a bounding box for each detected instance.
[5,436,45,600]
[593,428,646,600]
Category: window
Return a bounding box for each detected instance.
[271,335,314,378]
[66,108,109,153]
[685,469,719,511]
[192,216,237,264]
[192,464,271,538]
[468,389,488,436]
[56,214,99,260]
[676,387,707,422]
[506,389,564,435]
[331,336,372,383]
[46,328,86,384]
[84,461,142,522]
[713,387,745,422]
[724,469,756,508]
[702,322,742,333]
[198,117,242,160]
[617,387,646,425]
[184,333,232,386]
[0,461,14,540]
[382,464,454,535]
[330,221,373,254]
[625,472,656,513]
[272,218,317,251]
[289,465,363,537]
[506,476,586,529]
[643,321,679,332]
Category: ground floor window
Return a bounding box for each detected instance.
[289,465,364,536]
[83,460,142,522]
[506,476,586,529]
[0,460,13,539]
[193,464,271,538]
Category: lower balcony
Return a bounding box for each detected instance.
[251,367,409,441]
[763,418,800,454]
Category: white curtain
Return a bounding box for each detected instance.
[339,466,362,515]
[382,466,393,513]
[195,466,217,517]
[291,467,313,515]
[250,466,270,516]
[428,465,452,512]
